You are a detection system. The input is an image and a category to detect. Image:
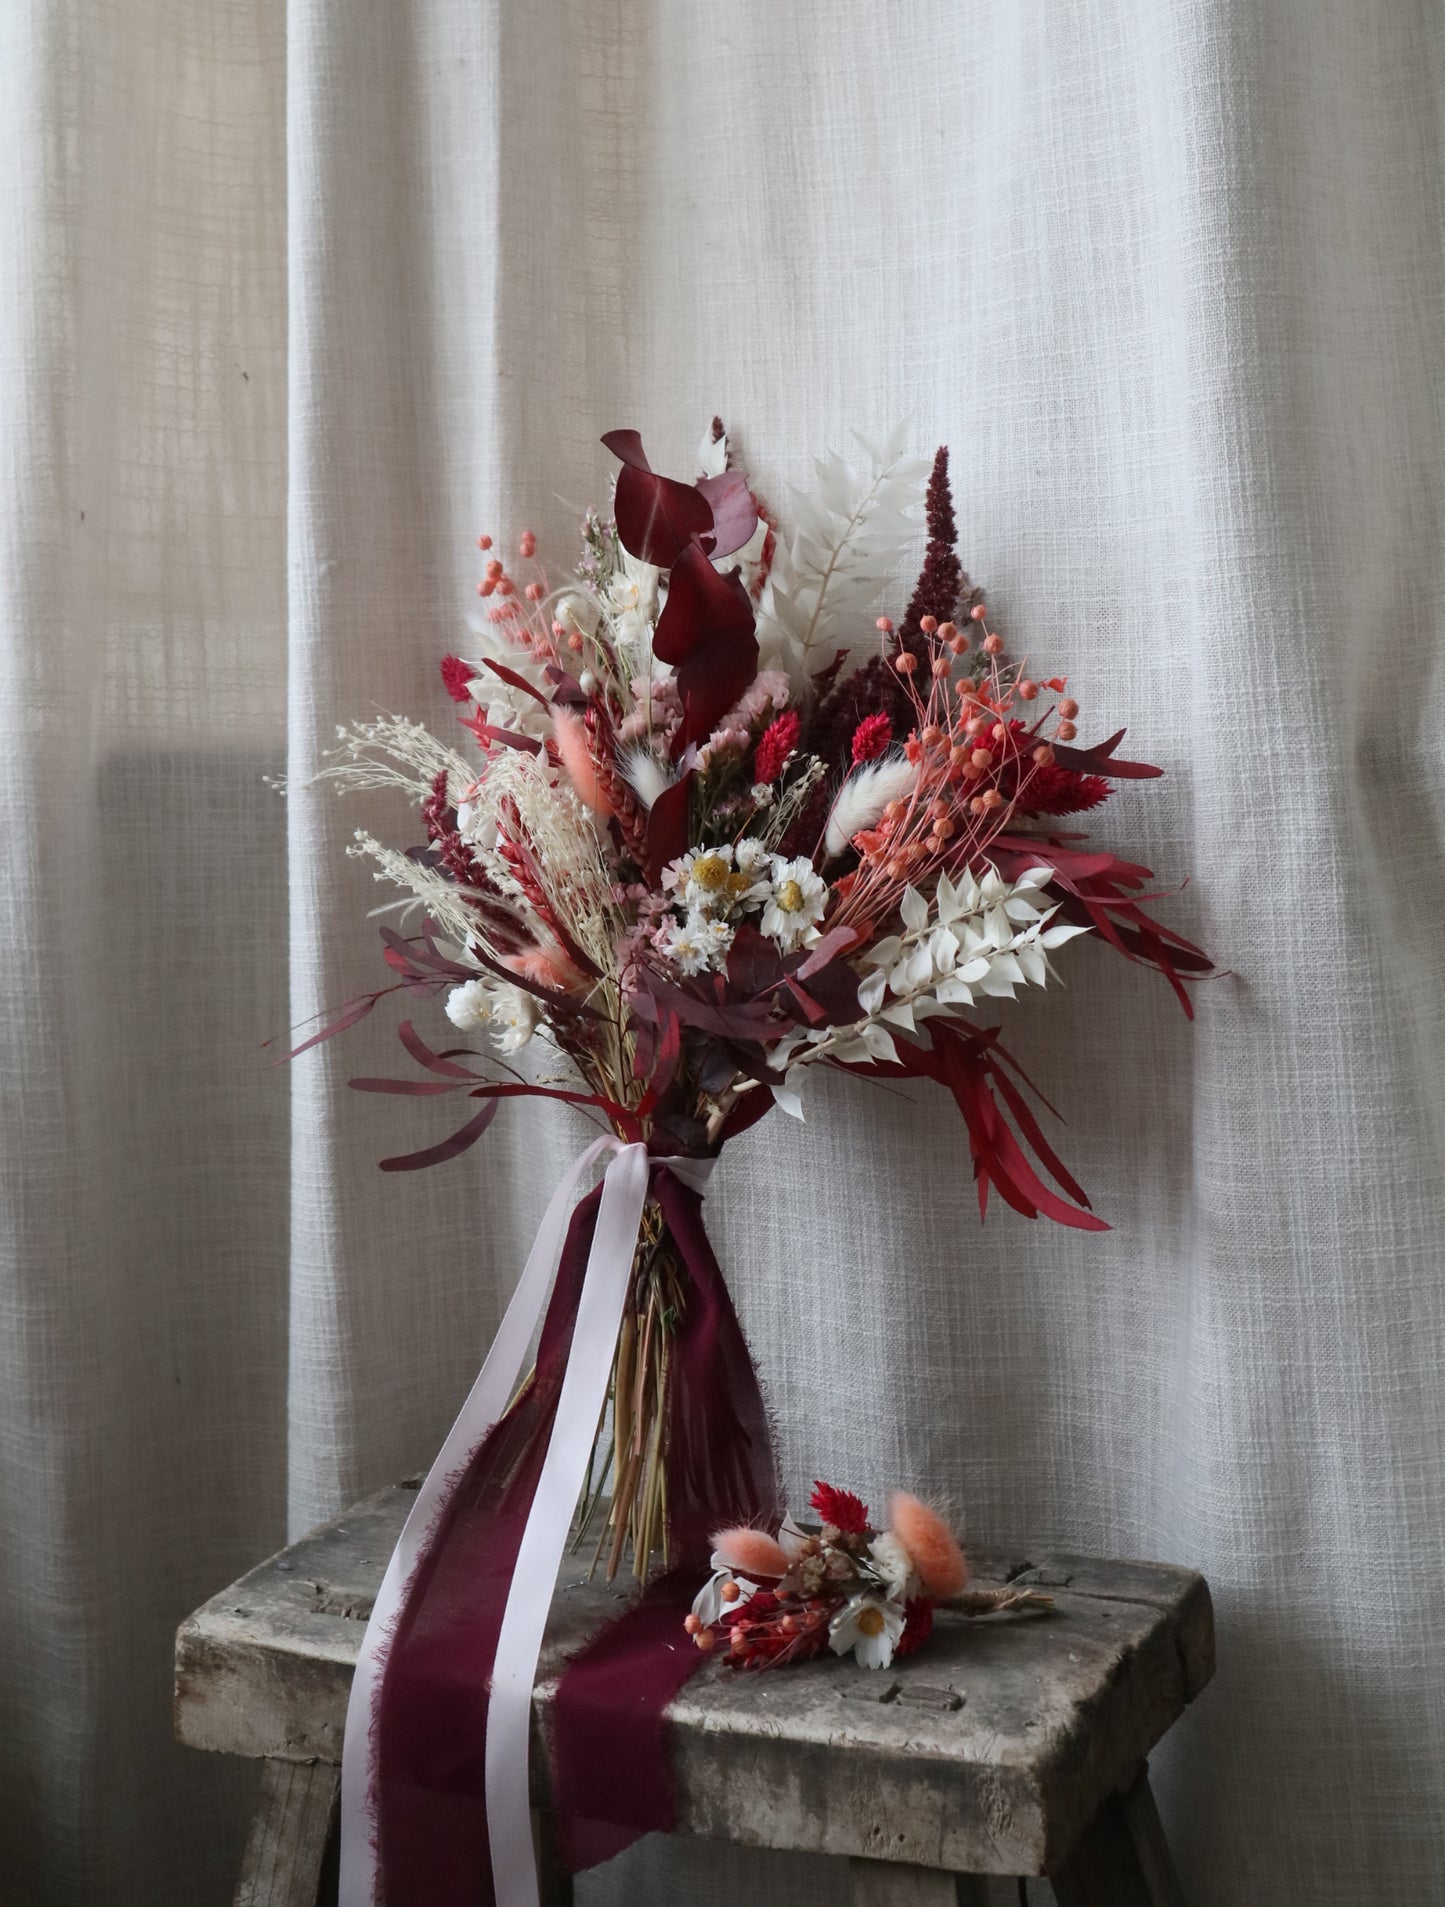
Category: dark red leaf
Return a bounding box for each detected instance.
[652,543,759,754]
[1050,728,1163,780]
[602,428,715,568]
[397,1019,482,1080]
[480,656,551,710]
[694,470,759,557]
[379,1100,499,1171]
[458,712,543,756]
[270,985,399,1063]
[645,769,694,881]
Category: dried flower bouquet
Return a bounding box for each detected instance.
[304,421,1209,1579]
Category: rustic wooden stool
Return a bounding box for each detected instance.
[175,1482,1213,1906]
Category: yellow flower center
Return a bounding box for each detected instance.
[691,854,731,893]
[857,1605,886,1637]
[777,879,804,914]
[726,870,753,901]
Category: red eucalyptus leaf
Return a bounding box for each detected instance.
[480,656,551,710]
[271,985,399,1063]
[602,429,715,568]
[645,769,694,880]
[694,470,759,558]
[397,1019,482,1080]
[379,1100,499,1172]
[350,1075,470,1096]
[459,713,544,756]
[653,543,759,755]
[1051,729,1162,780]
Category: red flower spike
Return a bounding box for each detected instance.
[850,711,893,765]
[809,1480,870,1533]
[440,655,476,704]
[754,709,801,782]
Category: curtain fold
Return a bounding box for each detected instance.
[1,1,1441,1902]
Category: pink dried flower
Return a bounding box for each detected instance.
[711,1527,790,1580]
[440,655,476,704]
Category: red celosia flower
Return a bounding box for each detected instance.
[1000,722,1111,815]
[440,655,476,704]
[850,712,893,765]
[896,1598,934,1657]
[809,1480,870,1533]
[753,709,801,782]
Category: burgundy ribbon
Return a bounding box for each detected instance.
[368,1160,779,1904]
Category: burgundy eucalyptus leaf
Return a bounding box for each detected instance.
[652,544,759,755]
[481,656,551,709]
[645,769,694,880]
[1051,728,1163,780]
[694,470,759,558]
[378,1100,499,1172]
[725,923,784,997]
[602,428,715,568]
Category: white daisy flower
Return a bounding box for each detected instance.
[490,983,540,1053]
[660,912,734,975]
[828,1593,907,1670]
[866,1531,919,1602]
[663,845,738,916]
[444,978,494,1032]
[760,855,827,951]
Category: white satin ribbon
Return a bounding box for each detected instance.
[338,1132,635,1907]
[482,1139,650,1906]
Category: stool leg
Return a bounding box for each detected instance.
[1050,1766,1187,1907]
[849,1858,987,1905]
[234,1760,340,1907]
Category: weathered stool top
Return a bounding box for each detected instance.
[175,1482,1212,1878]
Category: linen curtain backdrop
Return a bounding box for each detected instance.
[3,1,1442,1901]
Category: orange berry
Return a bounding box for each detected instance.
[1057,720,1077,741]
[876,616,894,633]
[983,632,1004,655]
[934,817,955,841]
[971,748,994,771]
[932,657,951,678]
[970,796,987,815]
[920,614,938,634]
[921,725,944,749]
[695,1628,715,1652]
[1032,744,1055,766]
[720,1580,740,1603]
[683,1613,702,1635]
[938,622,958,642]
[948,634,969,656]
[1017,679,1038,700]
[1060,697,1079,719]
[969,604,988,622]
[895,652,918,675]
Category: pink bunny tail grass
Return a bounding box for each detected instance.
[503,944,586,994]
[710,1526,790,1580]
[888,1492,969,1598]
[553,707,615,818]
